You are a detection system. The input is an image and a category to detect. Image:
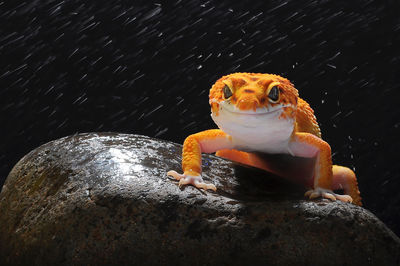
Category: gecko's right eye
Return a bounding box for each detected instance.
[223,85,233,99]
[267,86,280,103]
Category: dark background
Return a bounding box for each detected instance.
[1,0,399,236]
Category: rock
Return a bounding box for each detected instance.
[0,133,399,266]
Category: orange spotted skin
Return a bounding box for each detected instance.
[169,73,361,206]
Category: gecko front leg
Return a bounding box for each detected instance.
[167,129,233,191]
[289,132,353,203]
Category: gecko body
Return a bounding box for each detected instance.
[168,73,361,205]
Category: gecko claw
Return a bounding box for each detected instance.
[167,170,217,191]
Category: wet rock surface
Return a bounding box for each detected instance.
[0,133,399,265]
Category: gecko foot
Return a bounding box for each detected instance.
[167,170,217,191]
[305,188,353,203]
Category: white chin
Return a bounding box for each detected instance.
[211,105,294,153]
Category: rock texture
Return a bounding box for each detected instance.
[0,133,399,266]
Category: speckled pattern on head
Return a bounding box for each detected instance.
[209,73,299,117]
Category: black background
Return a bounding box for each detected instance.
[1,0,399,236]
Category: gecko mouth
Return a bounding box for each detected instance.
[225,108,282,116]
[215,105,285,129]
[221,104,284,116]
[211,102,295,139]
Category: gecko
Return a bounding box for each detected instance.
[167,73,361,206]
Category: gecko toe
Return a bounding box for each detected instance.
[309,191,321,199]
[167,170,184,180]
[304,190,313,197]
[178,178,191,187]
[322,192,337,201]
[193,178,217,191]
[201,183,216,191]
[335,194,353,203]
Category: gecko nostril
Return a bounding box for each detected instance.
[237,97,260,111]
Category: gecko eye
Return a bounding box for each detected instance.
[267,86,280,103]
[223,85,233,99]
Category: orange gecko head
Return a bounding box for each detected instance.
[209,73,298,118]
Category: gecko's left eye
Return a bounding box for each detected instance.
[267,86,280,103]
[223,85,233,99]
